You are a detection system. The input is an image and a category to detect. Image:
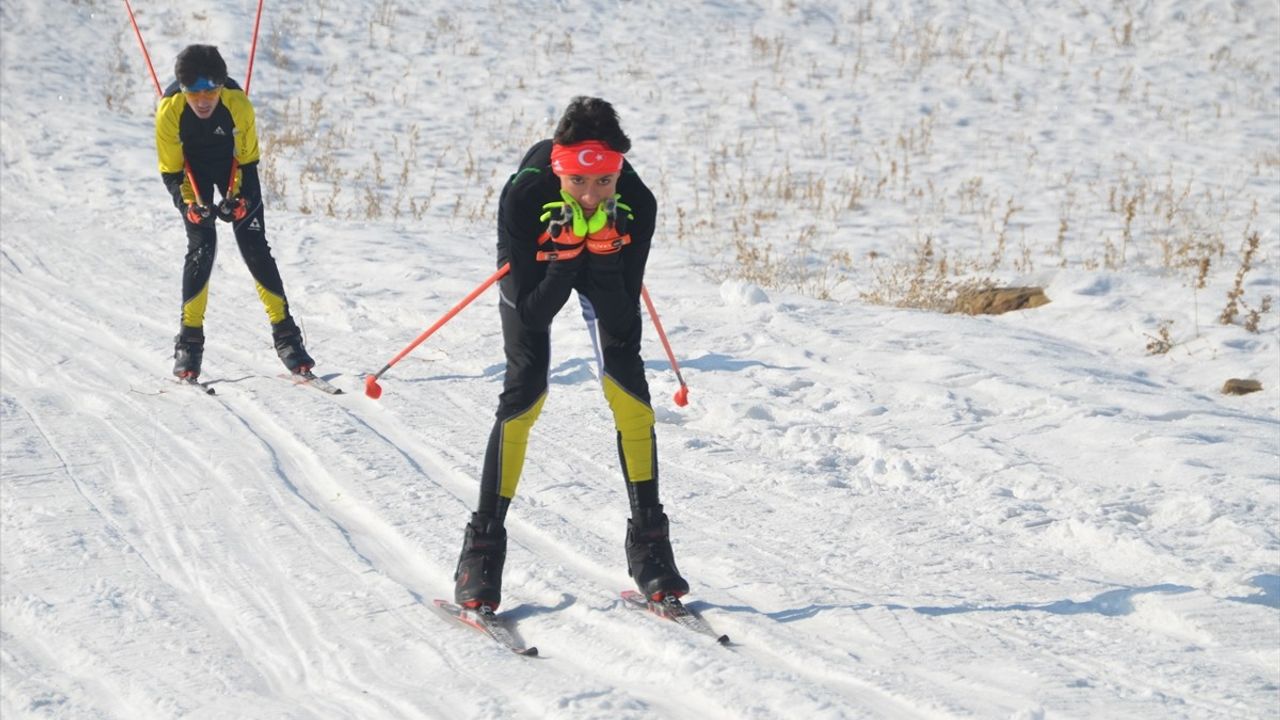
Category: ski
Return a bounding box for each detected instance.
[432,599,538,657]
[620,590,730,645]
[175,376,216,395]
[279,370,344,395]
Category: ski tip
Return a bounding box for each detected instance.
[177,376,215,394]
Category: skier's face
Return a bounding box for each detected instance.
[184,87,221,119]
[558,172,620,214]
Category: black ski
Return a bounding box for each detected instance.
[621,590,730,645]
[432,599,538,656]
[175,376,216,395]
[279,370,344,395]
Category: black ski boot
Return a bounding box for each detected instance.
[626,505,689,601]
[172,326,205,379]
[454,513,507,610]
[272,317,314,374]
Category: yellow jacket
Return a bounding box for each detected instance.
[155,78,259,205]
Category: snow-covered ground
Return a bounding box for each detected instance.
[2,0,1277,718]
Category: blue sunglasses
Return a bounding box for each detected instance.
[181,76,223,93]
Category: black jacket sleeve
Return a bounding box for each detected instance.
[616,168,656,304]
[236,161,261,203]
[497,144,583,330]
[162,172,186,210]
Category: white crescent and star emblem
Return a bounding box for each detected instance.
[577,149,599,167]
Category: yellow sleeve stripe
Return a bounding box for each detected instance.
[221,89,260,165]
[155,94,187,174]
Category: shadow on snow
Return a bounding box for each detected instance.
[700,580,1280,622]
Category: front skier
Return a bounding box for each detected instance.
[452,96,689,610]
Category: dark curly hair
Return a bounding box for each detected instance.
[552,96,631,153]
[175,44,228,88]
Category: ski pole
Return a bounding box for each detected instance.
[640,285,690,407]
[122,0,162,97]
[183,160,213,213]
[125,0,235,210]
[365,263,511,399]
[243,0,265,95]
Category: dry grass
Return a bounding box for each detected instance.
[1220,230,1274,333]
[1144,319,1175,355]
[859,236,995,312]
[688,11,1274,345]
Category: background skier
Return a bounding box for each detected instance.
[155,43,313,380]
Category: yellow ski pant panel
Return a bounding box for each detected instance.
[181,281,211,328]
[603,375,655,483]
[499,392,547,499]
[256,282,288,324]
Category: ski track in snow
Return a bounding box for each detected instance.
[5,201,1276,717]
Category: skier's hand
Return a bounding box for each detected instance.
[185,203,215,226]
[540,190,616,242]
[541,201,578,242]
[537,202,586,260]
[216,195,249,223]
[605,195,632,235]
[582,196,632,255]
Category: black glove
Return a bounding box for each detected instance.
[216,196,249,222]
[185,203,215,226]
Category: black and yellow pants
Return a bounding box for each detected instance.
[178,172,291,330]
[476,286,659,519]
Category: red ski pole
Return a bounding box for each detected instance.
[243,0,264,95]
[183,160,212,213]
[125,0,239,207]
[365,263,510,399]
[122,0,162,97]
[640,285,690,407]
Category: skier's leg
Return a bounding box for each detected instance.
[455,294,551,609]
[594,296,688,599]
[229,200,314,371]
[480,296,553,515]
[230,198,290,324]
[594,300,660,509]
[173,220,217,377]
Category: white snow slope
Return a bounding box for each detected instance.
[2,0,1278,718]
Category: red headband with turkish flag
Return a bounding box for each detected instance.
[550,140,624,176]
